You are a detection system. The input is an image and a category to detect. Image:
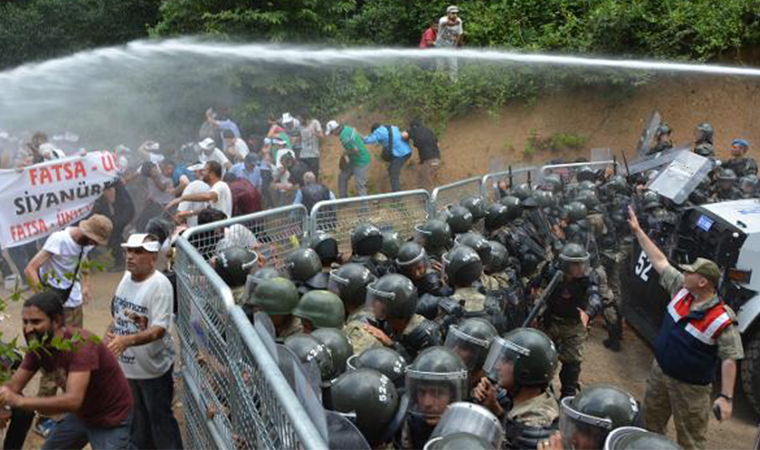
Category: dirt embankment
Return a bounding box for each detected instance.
[318,75,760,194]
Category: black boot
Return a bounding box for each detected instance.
[559,362,581,399]
[604,317,623,352]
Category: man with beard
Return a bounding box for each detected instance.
[0,291,133,449]
[166,160,232,220]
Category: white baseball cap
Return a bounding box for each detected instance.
[121,233,161,253]
[198,138,216,151]
[282,112,294,124]
[325,120,339,135]
[187,162,206,172]
[447,5,460,13]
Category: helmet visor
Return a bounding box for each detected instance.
[482,336,527,388]
[365,282,395,320]
[444,326,492,371]
[559,396,613,450]
[430,402,505,450]
[406,369,469,422]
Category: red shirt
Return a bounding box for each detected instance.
[20,328,133,427]
[420,27,437,48]
[229,178,262,217]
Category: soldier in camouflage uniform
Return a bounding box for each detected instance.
[474,328,560,450]
[329,263,384,354]
[712,168,743,202]
[415,218,453,264]
[723,138,758,178]
[247,277,303,341]
[349,223,392,277]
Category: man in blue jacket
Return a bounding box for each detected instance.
[364,123,412,192]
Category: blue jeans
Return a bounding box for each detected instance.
[128,366,183,450]
[388,154,410,192]
[42,413,131,450]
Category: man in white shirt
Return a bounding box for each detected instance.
[106,233,183,449]
[23,214,113,435]
[166,160,232,220]
[222,129,249,163]
[197,137,231,170]
[175,162,210,227]
[435,5,464,78]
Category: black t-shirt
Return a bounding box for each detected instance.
[407,125,441,162]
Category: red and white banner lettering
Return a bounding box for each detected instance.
[0,151,119,247]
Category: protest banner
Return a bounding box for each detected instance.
[0,151,119,247]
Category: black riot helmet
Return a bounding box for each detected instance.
[443,245,483,287]
[484,203,510,233]
[430,402,505,450]
[380,231,402,260]
[351,223,383,256]
[605,175,629,195]
[483,328,558,390]
[559,242,590,274]
[513,183,532,201]
[484,240,509,274]
[560,385,641,450]
[694,143,714,158]
[396,241,428,276]
[347,346,407,389]
[312,328,354,380]
[214,247,259,288]
[602,427,681,450]
[444,318,498,370]
[284,334,336,382]
[461,196,486,222]
[499,196,523,221]
[415,219,453,256]
[328,263,375,312]
[642,190,662,211]
[716,167,738,182]
[330,368,401,446]
[564,201,588,224]
[454,232,492,266]
[578,180,597,193]
[286,248,322,283]
[543,174,563,194]
[244,267,281,308]
[406,347,469,422]
[367,273,418,321]
[308,232,339,266]
[534,190,556,209]
[575,189,600,212]
[695,122,714,144]
[576,166,597,183]
[424,432,496,450]
[445,205,474,235]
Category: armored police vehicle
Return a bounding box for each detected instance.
[622,199,760,413]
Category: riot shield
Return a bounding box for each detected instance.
[620,240,666,346]
[635,111,662,157]
[646,151,713,204]
[276,344,328,440]
[253,312,277,360]
[591,148,612,162]
[626,146,690,176]
[326,410,371,450]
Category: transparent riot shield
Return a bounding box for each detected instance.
[646,151,714,204]
[635,111,662,157]
[625,146,690,177]
[253,312,277,360]
[325,410,371,450]
[591,148,612,162]
[276,344,328,440]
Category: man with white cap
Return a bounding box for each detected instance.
[435,5,464,77]
[197,138,231,171]
[326,120,370,198]
[166,160,232,220]
[106,233,183,449]
[175,162,210,227]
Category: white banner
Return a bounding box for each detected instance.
[0,151,120,247]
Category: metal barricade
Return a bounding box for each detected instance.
[175,236,328,450]
[183,205,308,270]
[430,176,484,214]
[537,160,618,184]
[310,190,431,253]
[481,166,540,204]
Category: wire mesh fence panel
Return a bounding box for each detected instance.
[430,177,483,214]
[310,190,431,254]
[182,205,308,271]
[481,166,540,204]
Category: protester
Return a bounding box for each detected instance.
[420,19,438,48]
[326,120,371,198]
[405,120,442,190]
[435,5,464,77]
[293,172,336,212]
[224,173,263,217]
[106,234,183,450]
[222,129,250,163]
[364,123,412,192]
[167,160,232,220]
[159,159,195,196]
[134,162,173,232]
[91,180,136,271]
[299,113,323,179]
[197,138,231,171]
[230,153,263,190]
[1,291,133,449]
[174,163,210,227]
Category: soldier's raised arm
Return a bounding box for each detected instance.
[628,205,670,275]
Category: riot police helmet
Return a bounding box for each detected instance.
[286,248,322,283]
[328,263,375,311]
[284,333,336,382]
[575,189,600,212]
[248,277,300,316]
[558,242,590,275]
[430,402,505,450]
[483,328,558,390]
[312,327,354,379]
[543,174,563,193]
[484,240,509,275]
[499,196,523,221]
[534,190,556,209]
[576,166,597,183]
[560,385,642,450]
[716,167,738,182]
[406,347,469,424]
[244,267,281,308]
[380,230,402,260]
[642,191,662,211]
[351,223,383,256]
[484,203,510,233]
[308,232,339,266]
[656,123,672,137]
[602,427,681,450]
[694,143,714,158]
[461,196,487,221]
[578,180,597,192]
[366,273,418,321]
[346,346,407,389]
[396,241,429,279]
[445,205,474,235]
[415,219,453,256]
[292,290,346,331]
[444,318,498,371]
[214,247,258,288]
[454,232,492,266]
[513,183,532,201]
[695,122,714,144]
[443,245,483,287]
[564,201,588,224]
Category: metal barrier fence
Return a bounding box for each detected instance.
[184,204,308,270]
[481,166,540,204]
[430,176,484,214]
[175,236,328,450]
[537,160,618,184]
[309,190,431,253]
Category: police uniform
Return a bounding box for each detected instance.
[343,310,383,354]
[452,286,486,313]
[723,156,758,178]
[506,390,559,428]
[643,266,743,450]
[231,286,245,305]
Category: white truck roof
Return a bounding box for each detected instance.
[701,199,760,234]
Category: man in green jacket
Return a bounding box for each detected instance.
[326,120,371,198]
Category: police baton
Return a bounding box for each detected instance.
[522,269,563,328]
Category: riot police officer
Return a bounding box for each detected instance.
[693,122,714,155]
[712,168,743,202]
[286,247,325,292]
[350,223,391,277]
[312,327,354,384]
[292,290,346,332]
[493,196,548,280]
[213,247,259,303]
[461,196,487,230]
[247,277,303,340]
[542,243,603,398]
[402,347,469,449]
[475,328,560,450]
[723,138,758,178]
[648,123,673,155]
[331,263,383,354]
[347,346,408,390]
[442,205,474,236]
[415,219,453,263]
[396,241,449,298]
[444,318,497,385]
[558,384,641,450]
